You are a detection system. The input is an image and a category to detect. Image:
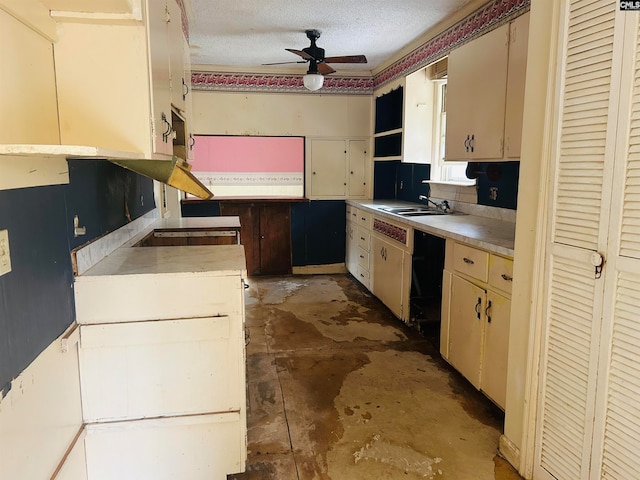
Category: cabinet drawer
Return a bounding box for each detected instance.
[357,229,371,251]
[356,264,370,289]
[79,316,242,422]
[347,206,358,222]
[452,243,489,282]
[357,247,370,269]
[346,205,354,221]
[489,255,514,294]
[357,209,372,229]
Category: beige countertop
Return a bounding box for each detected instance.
[79,244,247,277]
[348,200,516,257]
[75,215,246,277]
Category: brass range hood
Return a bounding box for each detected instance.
[110,156,213,200]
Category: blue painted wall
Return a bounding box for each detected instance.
[374,160,520,210]
[373,161,431,201]
[290,201,345,266]
[0,160,155,394]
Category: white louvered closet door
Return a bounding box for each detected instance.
[535,1,640,479]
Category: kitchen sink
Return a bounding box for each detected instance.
[378,206,448,216]
[397,210,447,216]
[379,207,430,214]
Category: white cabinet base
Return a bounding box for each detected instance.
[84,413,244,479]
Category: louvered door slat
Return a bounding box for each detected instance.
[601,271,640,478]
[539,252,599,479]
[552,0,614,251]
[537,1,640,479]
[620,42,640,257]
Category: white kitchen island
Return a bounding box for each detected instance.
[70,243,247,480]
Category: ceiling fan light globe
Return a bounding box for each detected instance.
[303,73,324,91]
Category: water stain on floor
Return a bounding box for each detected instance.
[230,275,523,480]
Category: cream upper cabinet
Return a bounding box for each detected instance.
[308,139,369,199]
[445,23,509,161]
[147,0,173,156]
[504,12,530,158]
[347,140,368,197]
[53,0,191,159]
[445,13,529,162]
[0,8,59,145]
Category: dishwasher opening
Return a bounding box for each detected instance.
[410,231,446,347]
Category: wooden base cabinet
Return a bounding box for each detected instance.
[441,240,513,409]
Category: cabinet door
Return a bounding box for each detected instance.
[310,139,347,197]
[167,0,186,113]
[448,274,484,388]
[445,24,509,160]
[504,12,530,158]
[183,36,195,161]
[480,291,511,409]
[372,236,405,319]
[259,203,292,275]
[147,0,173,155]
[0,9,59,144]
[348,140,367,197]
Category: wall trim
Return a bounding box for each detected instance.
[191,72,374,95]
[191,0,529,95]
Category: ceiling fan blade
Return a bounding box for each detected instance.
[262,61,307,66]
[324,55,368,64]
[286,48,315,61]
[317,63,336,75]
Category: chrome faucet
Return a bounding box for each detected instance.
[418,195,451,213]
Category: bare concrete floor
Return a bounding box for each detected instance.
[230,274,523,480]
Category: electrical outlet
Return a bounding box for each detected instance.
[0,229,11,276]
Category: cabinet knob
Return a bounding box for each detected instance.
[475,297,481,319]
[501,273,513,282]
[485,300,492,323]
[463,257,474,265]
[313,171,316,175]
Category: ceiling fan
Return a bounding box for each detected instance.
[265,29,368,90]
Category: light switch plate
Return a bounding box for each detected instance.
[0,229,11,276]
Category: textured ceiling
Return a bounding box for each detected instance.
[188,0,477,73]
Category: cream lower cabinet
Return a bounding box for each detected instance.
[441,240,512,409]
[371,217,412,322]
[73,244,247,478]
[346,205,371,289]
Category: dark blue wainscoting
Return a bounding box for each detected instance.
[291,201,346,266]
[0,160,155,394]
